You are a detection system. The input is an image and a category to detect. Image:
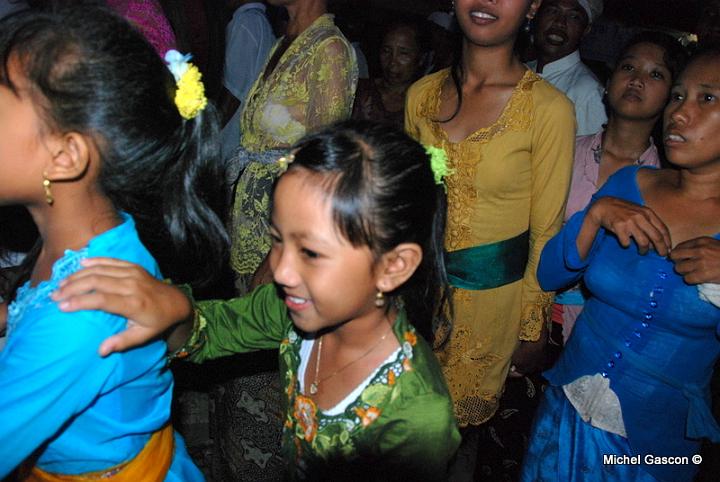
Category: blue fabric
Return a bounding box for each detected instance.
[521,385,661,482]
[554,287,586,305]
[534,166,720,482]
[0,214,203,481]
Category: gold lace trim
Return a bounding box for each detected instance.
[434,288,506,426]
[419,69,541,251]
[519,291,554,342]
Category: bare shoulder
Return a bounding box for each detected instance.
[636,167,676,193]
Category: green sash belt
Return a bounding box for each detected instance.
[445,230,529,290]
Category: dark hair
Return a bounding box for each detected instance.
[0,6,229,296]
[687,46,720,67]
[286,120,450,344]
[613,32,688,166]
[615,31,688,82]
[382,17,431,56]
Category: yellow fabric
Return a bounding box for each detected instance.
[23,424,174,481]
[405,68,575,426]
[229,14,358,277]
[239,14,357,152]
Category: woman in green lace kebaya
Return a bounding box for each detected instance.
[54,122,461,480]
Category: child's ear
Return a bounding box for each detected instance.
[44,132,92,182]
[376,243,423,293]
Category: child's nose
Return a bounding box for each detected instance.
[272,249,299,287]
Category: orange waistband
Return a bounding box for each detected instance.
[22,424,174,482]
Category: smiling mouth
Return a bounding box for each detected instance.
[470,10,498,21]
[544,29,567,45]
[284,294,312,311]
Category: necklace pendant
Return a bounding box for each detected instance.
[309,382,318,395]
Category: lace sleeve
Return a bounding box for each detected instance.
[304,36,358,129]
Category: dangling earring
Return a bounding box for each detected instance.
[43,173,54,206]
[375,291,385,308]
[524,17,534,33]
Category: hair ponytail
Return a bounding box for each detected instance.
[0,7,229,291]
[154,103,230,288]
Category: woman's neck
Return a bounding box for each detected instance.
[377,77,411,96]
[603,115,655,161]
[676,166,720,201]
[285,0,326,38]
[460,39,523,86]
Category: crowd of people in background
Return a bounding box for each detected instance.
[2,0,720,481]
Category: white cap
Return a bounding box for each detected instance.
[427,11,454,32]
[576,0,603,23]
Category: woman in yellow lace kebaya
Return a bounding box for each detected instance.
[229,0,358,292]
[405,0,574,475]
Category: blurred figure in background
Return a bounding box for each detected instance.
[106,0,177,56]
[697,0,720,49]
[218,0,275,160]
[0,0,26,18]
[426,10,458,74]
[352,18,428,129]
[528,0,606,136]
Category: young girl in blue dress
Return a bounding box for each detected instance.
[0,6,228,481]
[54,120,462,480]
[521,48,720,482]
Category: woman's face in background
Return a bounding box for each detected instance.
[607,42,673,122]
[379,25,423,87]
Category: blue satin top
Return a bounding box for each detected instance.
[539,166,720,482]
[0,214,202,480]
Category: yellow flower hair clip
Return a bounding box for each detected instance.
[164,50,208,120]
[277,153,296,173]
[425,145,453,191]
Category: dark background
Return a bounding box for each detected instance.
[329,0,705,33]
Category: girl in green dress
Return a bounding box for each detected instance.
[53,121,461,480]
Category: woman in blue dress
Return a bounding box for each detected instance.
[0,6,227,480]
[521,48,720,482]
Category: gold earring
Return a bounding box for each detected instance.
[43,174,54,206]
[375,291,385,308]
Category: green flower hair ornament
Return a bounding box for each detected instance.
[164,50,208,120]
[425,145,453,190]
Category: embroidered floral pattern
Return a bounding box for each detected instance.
[279,324,418,472]
[294,395,319,442]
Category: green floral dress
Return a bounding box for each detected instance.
[178,284,461,480]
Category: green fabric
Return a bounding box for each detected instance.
[445,230,530,290]
[190,284,460,480]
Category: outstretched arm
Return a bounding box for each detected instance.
[52,257,192,356]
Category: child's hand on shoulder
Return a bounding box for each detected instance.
[52,257,192,356]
